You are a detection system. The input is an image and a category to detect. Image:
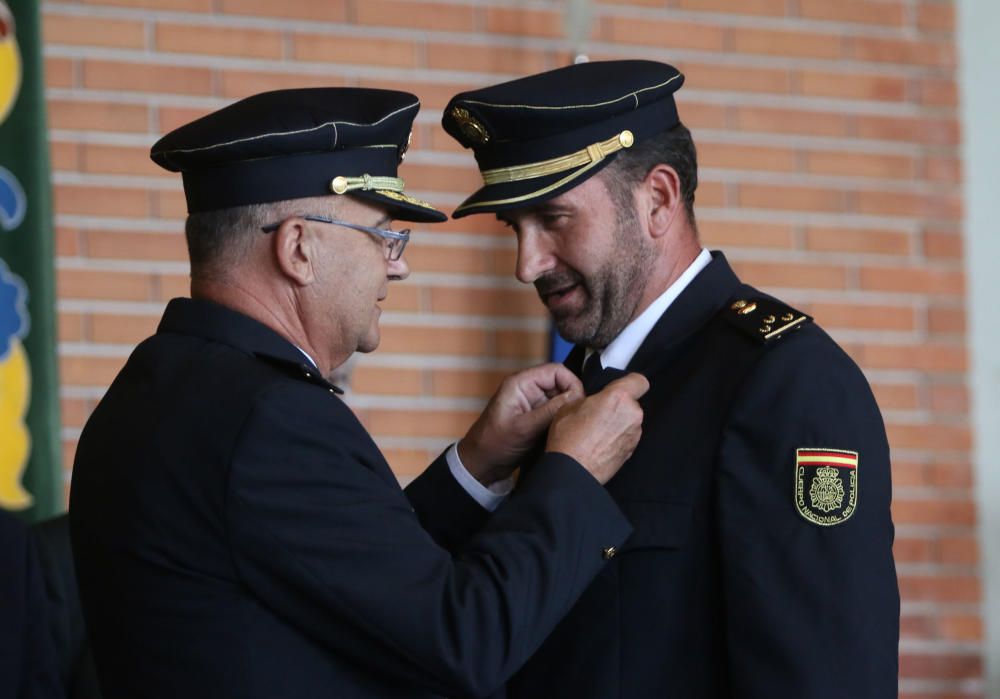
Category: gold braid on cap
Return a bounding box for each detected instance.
[329,174,405,195]
[480,130,634,186]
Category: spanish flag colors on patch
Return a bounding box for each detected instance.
[794,448,859,526]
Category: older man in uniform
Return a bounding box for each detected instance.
[441,60,899,697]
[69,87,650,698]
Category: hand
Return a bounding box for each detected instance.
[458,363,584,486]
[546,372,649,484]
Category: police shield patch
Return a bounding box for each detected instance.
[795,448,858,526]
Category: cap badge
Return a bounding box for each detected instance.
[794,448,859,526]
[449,107,490,145]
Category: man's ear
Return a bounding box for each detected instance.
[272,217,315,286]
[644,164,683,240]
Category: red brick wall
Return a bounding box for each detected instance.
[43,0,977,694]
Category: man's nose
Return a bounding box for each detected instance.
[515,229,554,284]
[388,254,410,281]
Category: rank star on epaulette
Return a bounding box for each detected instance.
[794,448,858,526]
[727,297,811,344]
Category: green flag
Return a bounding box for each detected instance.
[0,0,61,521]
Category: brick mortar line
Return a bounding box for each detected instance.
[896,563,982,577]
[56,298,548,330]
[41,0,954,44]
[58,299,170,314]
[41,45,961,105]
[50,131,158,149]
[699,167,963,192]
[897,679,983,693]
[48,127,955,159]
[868,369,960,383]
[41,48,530,86]
[49,130,961,167]
[586,40,957,81]
[43,78,959,125]
[352,353,538,370]
[50,209,945,240]
[697,206,960,228]
[43,10,578,52]
[896,524,982,537]
[590,2,946,39]
[56,257,190,273]
[695,207,960,230]
[358,435,455,451]
[53,172,178,189]
[54,334,971,361]
[53,276,965,311]
[689,130,949,157]
[378,312,547,330]
[51,214,514,249]
[902,600,983,614]
[49,166,963,200]
[822,328,939,344]
[882,410,973,424]
[679,245,964,266]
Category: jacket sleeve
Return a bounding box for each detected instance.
[405,451,492,553]
[225,382,632,699]
[716,328,899,698]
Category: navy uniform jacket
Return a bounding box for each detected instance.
[31,515,102,699]
[69,298,632,699]
[457,253,897,698]
[0,509,61,699]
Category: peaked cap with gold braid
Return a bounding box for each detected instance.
[442,60,684,218]
[151,88,446,223]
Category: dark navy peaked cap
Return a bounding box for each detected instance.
[151,87,446,223]
[442,60,684,218]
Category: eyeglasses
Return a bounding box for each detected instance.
[261,215,410,261]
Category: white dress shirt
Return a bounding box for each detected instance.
[450,248,713,511]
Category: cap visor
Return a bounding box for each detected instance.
[353,189,447,223]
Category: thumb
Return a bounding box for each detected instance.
[517,389,579,434]
[604,372,650,400]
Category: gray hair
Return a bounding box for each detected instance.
[184,199,316,279]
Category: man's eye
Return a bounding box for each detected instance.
[541,214,568,228]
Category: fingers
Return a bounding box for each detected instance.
[548,363,583,396]
[602,372,650,401]
[505,363,583,409]
[516,390,576,436]
[521,363,583,395]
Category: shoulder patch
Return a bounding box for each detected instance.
[795,448,858,526]
[726,297,812,344]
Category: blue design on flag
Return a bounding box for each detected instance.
[0,164,26,231]
[549,327,573,363]
[0,257,28,360]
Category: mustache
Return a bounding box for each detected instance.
[534,270,584,297]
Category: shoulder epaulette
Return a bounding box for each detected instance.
[725,297,812,344]
[253,352,344,395]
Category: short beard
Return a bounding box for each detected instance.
[547,200,653,349]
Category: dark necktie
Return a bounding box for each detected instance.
[581,352,628,396]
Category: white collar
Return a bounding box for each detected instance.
[589,248,712,370]
[295,345,319,369]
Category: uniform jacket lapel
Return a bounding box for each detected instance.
[627,251,742,377]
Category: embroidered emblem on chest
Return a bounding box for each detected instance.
[794,448,858,526]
